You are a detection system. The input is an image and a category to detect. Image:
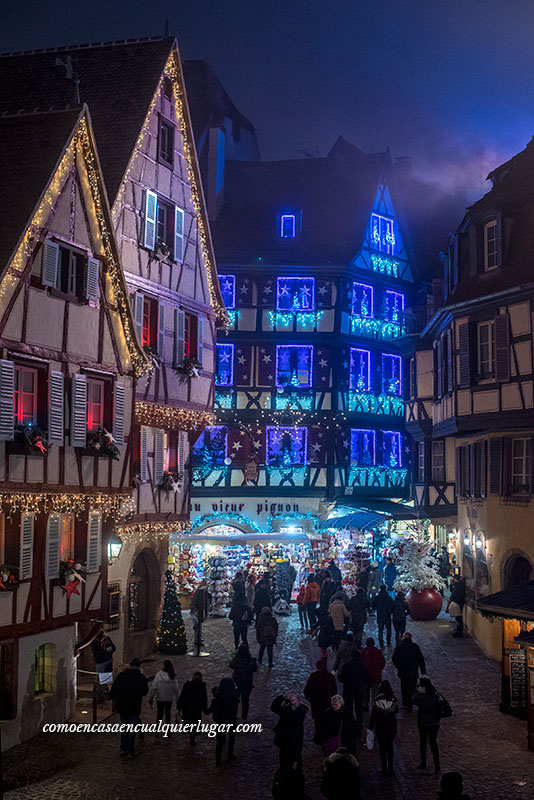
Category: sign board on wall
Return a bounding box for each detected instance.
[189,497,320,529]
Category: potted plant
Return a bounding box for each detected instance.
[392,522,445,621]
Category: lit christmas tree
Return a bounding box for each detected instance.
[393,522,445,592]
[158,570,187,654]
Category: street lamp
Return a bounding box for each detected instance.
[463,529,472,547]
[107,533,123,565]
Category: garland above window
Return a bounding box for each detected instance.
[135,401,215,431]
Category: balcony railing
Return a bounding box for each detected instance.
[347,391,404,416]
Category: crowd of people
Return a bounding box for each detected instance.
[102,554,469,799]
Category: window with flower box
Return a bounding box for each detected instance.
[276,277,314,311]
[14,366,37,426]
[276,345,313,388]
[350,429,376,465]
[384,290,404,323]
[266,426,307,466]
[352,282,374,318]
[349,348,371,392]
[382,353,402,396]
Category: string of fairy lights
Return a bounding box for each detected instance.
[115,520,190,543]
[0,492,135,521]
[135,401,215,432]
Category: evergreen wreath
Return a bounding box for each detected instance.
[15,423,50,455]
[176,355,202,381]
[86,428,120,460]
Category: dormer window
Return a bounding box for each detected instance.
[158,118,174,166]
[484,220,498,271]
[280,214,296,238]
[370,213,397,256]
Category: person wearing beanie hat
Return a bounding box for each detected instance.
[109,657,148,758]
[304,658,337,732]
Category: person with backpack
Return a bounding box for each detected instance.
[392,632,426,709]
[413,677,441,774]
[177,671,208,746]
[256,606,279,667]
[109,658,148,758]
[373,585,394,648]
[209,678,239,766]
[148,659,180,735]
[392,590,409,643]
[229,644,257,720]
[304,658,337,731]
[328,594,350,650]
[296,585,308,629]
[348,588,370,647]
[368,679,398,774]
[229,594,252,649]
[270,693,308,772]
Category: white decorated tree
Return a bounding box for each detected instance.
[392,520,445,593]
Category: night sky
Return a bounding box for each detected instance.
[2,0,534,200]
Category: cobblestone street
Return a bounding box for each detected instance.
[4,606,533,800]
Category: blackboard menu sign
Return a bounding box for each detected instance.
[510,650,527,707]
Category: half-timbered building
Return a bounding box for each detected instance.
[0,106,145,748]
[0,37,226,662]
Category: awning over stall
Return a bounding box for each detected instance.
[319,511,388,531]
[478,580,534,621]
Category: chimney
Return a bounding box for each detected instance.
[394,156,412,180]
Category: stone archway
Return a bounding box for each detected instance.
[502,552,534,590]
[124,548,162,662]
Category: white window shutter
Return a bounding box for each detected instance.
[0,360,14,442]
[87,512,102,573]
[140,426,148,482]
[45,515,61,580]
[158,303,165,358]
[178,431,186,473]
[144,189,157,250]
[48,370,64,445]
[70,373,87,448]
[154,428,165,483]
[86,256,100,301]
[174,207,184,262]
[134,292,144,341]
[174,308,185,366]
[42,240,59,288]
[20,513,34,580]
[197,316,204,366]
[112,381,125,444]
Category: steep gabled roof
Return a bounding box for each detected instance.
[0,107,82,271]
[0,36,174,201]
[211,142,388,266]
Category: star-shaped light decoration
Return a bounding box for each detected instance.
[318,284,328,295]
[253,440,261,449]
[278,284,290,297]
[343,439,350,448]
[319,359,328,368]
[262,354,272,363]
[239,284,249,294]
[311,443,322,453]
[238,355,246,364]
[61,578,80,597]
[34,439,47,455]
[171,477,182,493]
[219,351,231,363]
[342,360,349,369]
[263,284,273,295]
[232,441,243,451]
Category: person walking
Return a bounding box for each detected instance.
[413,677,441,774]
[384,558,397,594]
[327,559,342,587]
[367,561,382,603]
[315,609,335,659]
[333,633,357,676]
[339,650,370,736]
[438,547,451,593]
[328,594,350,650]
[392,632,426,709]
[320,574,337,611]
[321,747,360,800]
[245,574,256,611]
[190,580,209,651]
[91,630,116,699]
[287,562,297,601]
[348,588,370,647]
[296,585,308,629]
[256,606,279,667]
[271,693,308,772]
[109,658,148,758]
[253,578,272,619]
[368,679,398,774]
[447,577,466,638]
[304,574,321,628]
[392,591,409,644]
[361,637,386,706]
[229,593,252,649]
[232,571,246,599]
[148,659,180,735]
[177,671,208,747]
[438,771,471,799]
[315,695,358,756]
[373,585,395,647]
[304,658,337,731]
[229,644,257,720]
[209,677,239,766]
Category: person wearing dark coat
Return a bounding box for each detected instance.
[384,558,397,592]
[253,579,272,618]
[373,585,395,647]
[392,591,409,643]
[229,595,252,649]
[304,658,338,729]
[91,631,116,673]
[315,695,358,756]
[272,766,312,800]
[413,677,441,774]
[368,680,398,774]
[209,677,239,766]
[287,563,297,602]
[357,569,369,594]
[438,771,471,800]
[256,607,279,667]
[232,571,246,600]
[448,577,466,637]
[321,747,360,800]
[348,588,370,646]
[271,693,308,772]
[320,575,337,610]
[338,650,370,735]
[327,559,342,587]
[392,632,426,709]
[229,644,257,720]
[109,658,148,757]
[333,633,357,675]
[177,671,208,746]
[315,609,335,658]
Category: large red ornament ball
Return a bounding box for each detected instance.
[406,588,443,621]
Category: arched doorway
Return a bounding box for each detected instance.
[125,549,161,660]
[503,555,533,589]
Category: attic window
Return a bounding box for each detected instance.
[280,214,296,238]
[162,77,173,99]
